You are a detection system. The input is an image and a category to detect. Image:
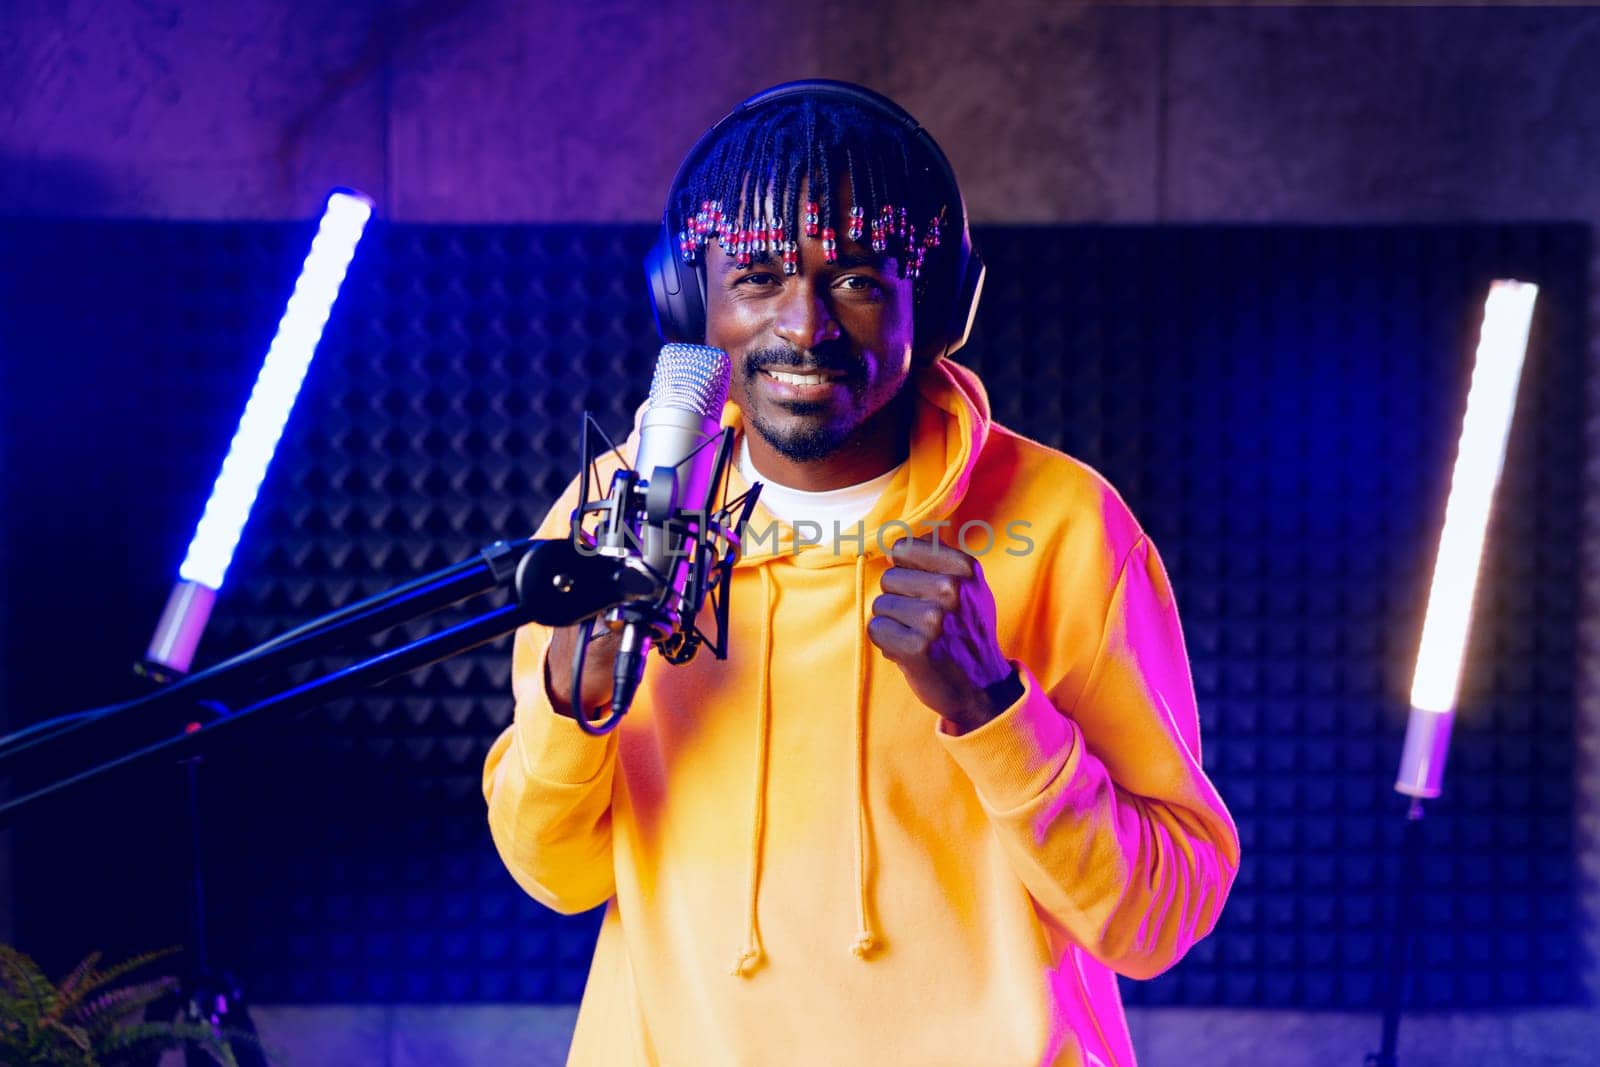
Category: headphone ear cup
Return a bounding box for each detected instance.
[913,239,984,362]
[942,245,986,358]
[911,288,948,363]
[644,224,707,344]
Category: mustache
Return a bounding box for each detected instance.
[742,345,857,376]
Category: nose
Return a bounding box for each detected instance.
[772,279,842,351]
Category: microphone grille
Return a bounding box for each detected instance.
[649,343,731,419]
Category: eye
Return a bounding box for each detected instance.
[834,274,885,297]
[733,270,780,288]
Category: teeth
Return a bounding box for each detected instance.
[767,370,831,386]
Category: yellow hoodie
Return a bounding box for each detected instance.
[484,360,1239,1066]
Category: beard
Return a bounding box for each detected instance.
[746,404,845,461]
[738,344,866,461]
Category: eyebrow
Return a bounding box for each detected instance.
[717,250,899,274]
[834,250,896,272]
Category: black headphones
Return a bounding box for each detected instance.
[643,79,985,361]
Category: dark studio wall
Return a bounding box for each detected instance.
[0,217,1588,1013]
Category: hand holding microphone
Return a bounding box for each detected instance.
[544,624,621,720]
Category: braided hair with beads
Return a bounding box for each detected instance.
[673,95,951,288]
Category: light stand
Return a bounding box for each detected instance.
[132,189,376,1062]
[1366,280,1537,1066]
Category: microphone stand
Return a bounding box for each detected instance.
[170,731,265,1067]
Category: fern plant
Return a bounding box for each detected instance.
[0,944,245,1066]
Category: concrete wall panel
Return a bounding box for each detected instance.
[0,0,387,218]
[820,1,1163,222]
[383,0,830,221]
[1162,7,1600,222]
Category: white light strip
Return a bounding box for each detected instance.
[177,190,373,590]
[1409,280,1537,713]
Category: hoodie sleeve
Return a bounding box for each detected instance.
[937,534,1240,979]
[482,476,623,916]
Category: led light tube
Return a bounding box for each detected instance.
[146,189,374,675]
[1397,279,1537,798]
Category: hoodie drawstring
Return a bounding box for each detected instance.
[850,553,880,959]
[731,565,775,977]
[731,557,881,974]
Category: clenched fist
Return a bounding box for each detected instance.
[868,536,1016,735]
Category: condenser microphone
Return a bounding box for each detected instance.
[607,343,731,719]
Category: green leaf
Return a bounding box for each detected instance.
[0,944,55,1021]
[0,943,204,1067]
[98,1019,246,1067]
[41,1015,92,1053]
[53,952,103,1008]
[74,977,180,1039]
[75,947,180,1002]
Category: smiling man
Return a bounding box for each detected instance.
[484,81,1239,1066]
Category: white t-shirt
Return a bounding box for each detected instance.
[738,438,902,530]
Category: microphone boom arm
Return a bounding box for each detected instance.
[0,536,645,826]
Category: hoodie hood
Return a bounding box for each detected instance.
[722,358,993,569]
